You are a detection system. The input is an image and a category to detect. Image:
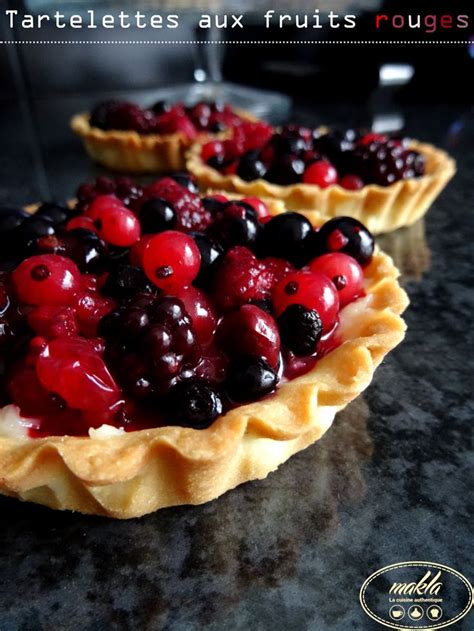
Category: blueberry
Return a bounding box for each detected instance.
[201,197,227,215]
[236,151,268,181]
[89,100,120,129]
[170,172,199,194]
[167,378,223,429]
[316,217,374,266]
[277,304,323,356]
[139,198,177,234]
[190,232,224,288]
[0,208,29,234]
[266,155,305,185]
[151,100,171,115]
[225,355,278,403]
[257,212,312,266]
[210,202,260,249]
[13,216,55,255]
[36,202,70,225]
[208,120,225,133]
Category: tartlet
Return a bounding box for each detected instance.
[71,99,259,173]
[187,126,456,234]
[0,176,408,518]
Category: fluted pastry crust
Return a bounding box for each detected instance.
[0,249,408,518]
[187,140,456,234]
[71,109,256,174]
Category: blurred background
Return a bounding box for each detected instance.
[1,0,473,205]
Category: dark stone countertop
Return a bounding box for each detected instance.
[0,95,472,630]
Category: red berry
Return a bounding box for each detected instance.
[172,286,217,346]
[75,291,116,336]
[66,216,99,234]
[85,194,123,218]
[13,254,81,306]
[358,132,387,146]
[143,231,201,292]
[217,305,280,368]
[28,305,78,339]
[36,337,122,413]
[241,197,271,221]
[303,160,338,188]
[92,206,140,247]
[339,174,364,191]
[308,253,364,307]
[213,247,293,310]
[7,361,61,417]
[201,140,224,162]
[130,234,153,267]
[272,270,339,333]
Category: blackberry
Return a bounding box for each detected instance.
[101,264,156,299]
[349,140,425,186]
[277,304,323,356]
[257,212,312,266]
[166,378,223,429]
[225,355,278,403]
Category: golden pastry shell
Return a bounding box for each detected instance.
[70,108,257,174]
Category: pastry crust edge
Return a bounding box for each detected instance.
[187,140,456,234]
[70,109,257,174]
[0,250,408,518]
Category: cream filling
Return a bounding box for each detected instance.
[0,404,125,441]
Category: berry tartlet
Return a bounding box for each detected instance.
[187,125,456,234]
[71,99,259,173]
[0,174,408,518]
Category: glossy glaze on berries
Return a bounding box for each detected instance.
[0,175,375,436]
[88,99,248,139]
[202,125,426,188]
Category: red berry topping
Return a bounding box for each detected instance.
[272,270,339,333]
[75,291,116,336]
[358,132,387,146]
[13,254,81,306]
[85,194,123,217]
[308,253,364,307]
[88,198,140,247]
[143,231,201,293]
[201,140,224,162]
[36,337,122,414]
[212,246,292,310]
[339,174,364,191]
[66,216,99,234]
[217,304,280,369]
[303,160,338,188]
[241,196,271,221]
[28,305,78,339]
[172,286,217,346]
[143,178,211,233]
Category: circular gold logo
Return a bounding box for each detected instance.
[359,561,472,629]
